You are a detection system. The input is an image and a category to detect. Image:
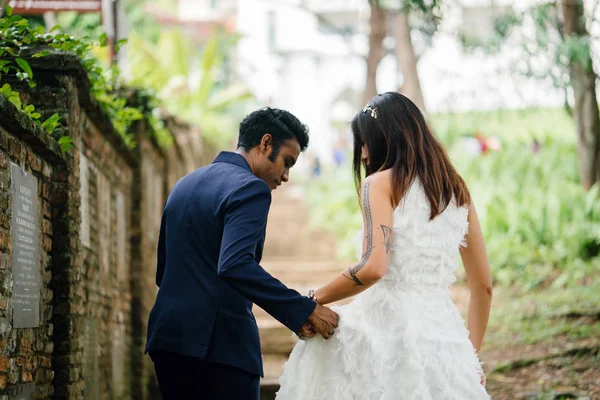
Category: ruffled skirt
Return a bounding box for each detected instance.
[276,287,491,400]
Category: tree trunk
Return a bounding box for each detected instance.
[395,12,427,114]
[560,0,600,189]
[363,0,387,105]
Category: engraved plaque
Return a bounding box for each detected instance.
[8,383,35,399]
[10,164,40,329]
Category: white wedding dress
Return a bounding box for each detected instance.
[277,180,491,399]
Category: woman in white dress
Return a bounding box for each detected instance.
[277,92,493,399]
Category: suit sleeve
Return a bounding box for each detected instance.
[217,180,316,333]
[156,212,167,287]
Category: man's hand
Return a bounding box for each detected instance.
[307,303,339,339]
[296,323,316,340]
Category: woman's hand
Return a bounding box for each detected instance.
[479,370,486,387]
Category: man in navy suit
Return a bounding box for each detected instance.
[145,107,339,399]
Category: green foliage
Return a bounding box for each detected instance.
[128,88,174,148]
[307,167,363,260]
[451,139,599,289]
[0,82,22,109]
[378,0,440,13]
[0,10,167,152]
[379,0,442,45]
[40,112,61,133]
[53,11,103,40]
[57,136,74,152]
[305,108,600,290]
[127,29,254,148]
[484,283,600,350]
[122,0,176,43]
[460,1,595,107]
[433,107,575,145]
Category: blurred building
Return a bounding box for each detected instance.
[172,0,569,163]
[149,0,237,43]
[236,0,370,163]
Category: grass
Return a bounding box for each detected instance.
[480,281,600,399]
[483,282,600,350]
[430,107,575,144]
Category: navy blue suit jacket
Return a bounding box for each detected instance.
[145,152,316,377]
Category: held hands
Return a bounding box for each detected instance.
[305,303,339,340]
[296,288,339,340]
[296,322,316,340]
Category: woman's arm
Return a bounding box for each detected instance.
[314,172,394,305]
[460,202,493,352]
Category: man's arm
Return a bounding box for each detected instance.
[217,180,316,333]
[156,212,167,287]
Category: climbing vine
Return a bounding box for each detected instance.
[0,5,167,152]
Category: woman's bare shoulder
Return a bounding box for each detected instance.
[362,170,394,200]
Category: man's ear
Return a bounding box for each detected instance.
[260,133,273,154]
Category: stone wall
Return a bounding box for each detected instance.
[0,53,216,400]
[0,94,62,400]
[130,127,166,400]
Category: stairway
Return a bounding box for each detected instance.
[254,185,349,395]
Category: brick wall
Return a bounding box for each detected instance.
[130,130,166,400]
[77,111,135,400]
[0,53,216,400]
[0,95,62,400]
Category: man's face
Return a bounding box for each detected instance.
[256,136,301,191]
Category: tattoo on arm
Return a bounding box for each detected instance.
[344,180,373,286]
[381,225,393,254]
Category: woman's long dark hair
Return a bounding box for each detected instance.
[352,92,470,220]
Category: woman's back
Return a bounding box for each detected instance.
[379,178,469,292]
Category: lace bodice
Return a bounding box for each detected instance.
[364,179,469,291]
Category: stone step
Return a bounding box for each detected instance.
[259,356,286,399]
[261,274,343,291]
[259,383,278,400]
[259,324,297,357]
[263,235,336,259]
[261,261,349,280]
[260,256,339,265]
[263,228,335,242]
[262,245,336,260]
[261,259,347,271]
[268,206,307,217]
[261,355,289,383]
[255,184,346,388]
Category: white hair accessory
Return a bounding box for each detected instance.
[362,104,378,119]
